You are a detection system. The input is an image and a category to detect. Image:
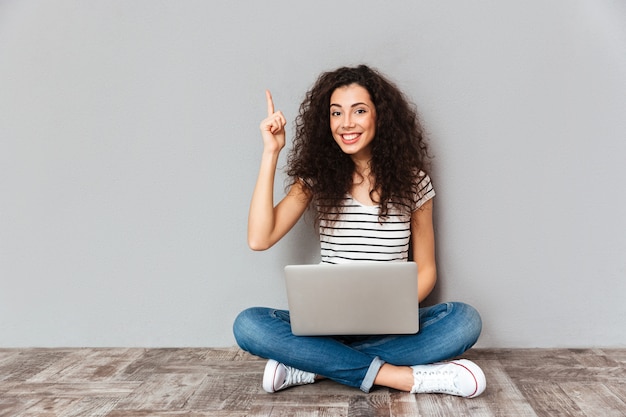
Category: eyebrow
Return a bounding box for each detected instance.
[330,102,371,108]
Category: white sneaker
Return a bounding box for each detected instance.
[410,359,486,398]
[262,359,316,393]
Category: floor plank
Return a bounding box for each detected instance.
[0,348,624,416]
[563,382,626,417]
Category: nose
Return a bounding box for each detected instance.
[342,113,355,129]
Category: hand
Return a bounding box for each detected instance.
[259,90,286,153]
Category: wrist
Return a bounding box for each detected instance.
[262,147,282,159]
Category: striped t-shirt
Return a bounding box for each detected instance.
[319,174,435,264]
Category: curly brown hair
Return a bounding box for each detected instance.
[286,65,431,223]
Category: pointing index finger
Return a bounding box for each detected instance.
[266,90,274,116]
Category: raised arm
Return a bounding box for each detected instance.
[411,199,437,302]
[247,91,311,251]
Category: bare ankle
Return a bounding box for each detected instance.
[373,364,414,391]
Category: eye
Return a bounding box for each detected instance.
[355,108,367,114]
[331,110,341,117]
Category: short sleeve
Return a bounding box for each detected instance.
[413,172,436,210]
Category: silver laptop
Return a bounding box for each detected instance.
[284,262,419,336]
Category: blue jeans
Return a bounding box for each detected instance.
[233,302,481,393]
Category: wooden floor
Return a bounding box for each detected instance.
[0,347,624,417]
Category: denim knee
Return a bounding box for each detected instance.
[453,302,482,349]
[232,307,262,352]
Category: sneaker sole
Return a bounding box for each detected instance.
[451,359,487,398]
[262,359,280,393]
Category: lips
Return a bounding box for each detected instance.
[341,133,361,144]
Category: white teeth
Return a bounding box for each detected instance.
[343,134,359,140]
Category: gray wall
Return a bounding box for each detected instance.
[1,0,625,348]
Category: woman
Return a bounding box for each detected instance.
[233,65,486,397]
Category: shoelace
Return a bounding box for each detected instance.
[412,369,461,394]
[284,366,315,386]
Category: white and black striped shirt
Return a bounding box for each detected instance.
[319,174,435,264]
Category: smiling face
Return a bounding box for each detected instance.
[329,83,377,163]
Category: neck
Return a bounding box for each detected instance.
[352,159,374,189]
[351,155,371,175]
